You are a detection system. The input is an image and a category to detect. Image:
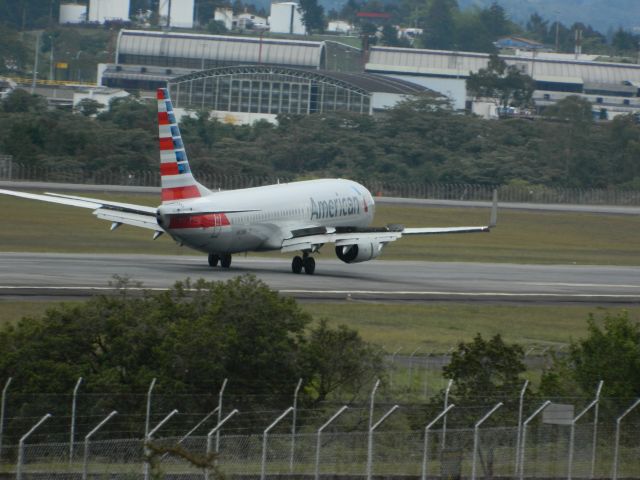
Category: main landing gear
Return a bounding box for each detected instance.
[208,253,232,268]
[292,252,315,275]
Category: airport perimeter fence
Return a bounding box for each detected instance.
[3,418,640,479]
[1,385,639,480]
[3,161,640,206]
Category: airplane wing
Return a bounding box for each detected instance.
[0,189,162,233]
[282,191,497,253]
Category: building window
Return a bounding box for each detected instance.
[623,99,630,106]
[596,97,603,104]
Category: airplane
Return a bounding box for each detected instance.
[0,87,497,275]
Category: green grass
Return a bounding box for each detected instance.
[1,298,634,354]
[302,302,639,353]
[2,191,640,265]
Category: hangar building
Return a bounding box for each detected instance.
[365,46,640,118]
[167,65,427,124]
[100,30,327,90]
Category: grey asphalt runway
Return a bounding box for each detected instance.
[1,252,639,304]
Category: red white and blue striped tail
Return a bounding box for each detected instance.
[157,87,211,203]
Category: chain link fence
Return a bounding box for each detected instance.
[4,423,639,479]
[2,161,640,206]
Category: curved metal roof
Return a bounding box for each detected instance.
[168,65,429,95]
[367,46,640,85]
[116,29,326,69]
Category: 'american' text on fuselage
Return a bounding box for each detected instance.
[310,196,361,220]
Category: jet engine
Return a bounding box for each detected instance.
[335,242,384,264]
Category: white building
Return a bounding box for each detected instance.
[88,0,130,24]
[327,20,353,34]
[214,7,233,30]
[159,0,194,29]
[365,46,640,118]
[59,3,87,24]
[73,87,129,115]
[269,2,306,35]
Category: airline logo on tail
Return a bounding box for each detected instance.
[157,88,201,203]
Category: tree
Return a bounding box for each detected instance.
[75,98,104,116]
[612,28,639,54]
[526,12,548,42]
[466,54,534,108]
[0,275,383,425]
[298,0,325,34]
[419,0,458,50]
[443,333,526,405]
[541,312,640,400]
[1,89,48,113]
[302,320,383,404]
[479,2,510,39]
[207,19,228,34]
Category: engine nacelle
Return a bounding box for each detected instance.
[335,242,384,264]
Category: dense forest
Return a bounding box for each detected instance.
[2,89,640,189]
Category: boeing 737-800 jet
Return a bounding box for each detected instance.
[0,88,497,275]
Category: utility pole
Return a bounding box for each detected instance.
[49,35,55,81]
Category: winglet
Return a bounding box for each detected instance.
[489,189,498,228]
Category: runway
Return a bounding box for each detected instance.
[1,252,639,304]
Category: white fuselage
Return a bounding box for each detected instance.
[157,179,376,254]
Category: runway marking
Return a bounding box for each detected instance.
[527,282,640,289]
[281,290,640,298]
[0,286,638,299]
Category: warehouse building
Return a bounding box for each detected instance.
[365,46,640,118]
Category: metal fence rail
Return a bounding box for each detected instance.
[5,424,639,479]
[2,161,640,206]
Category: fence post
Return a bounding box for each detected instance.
[82,410,117,480]
[0,377,12,462]
[421,404,455,480]
[290,378,303,473]
[408,347,421,393]
[471,402,503,480]
[69,376,83,463]
[145,378,156,439]
[369,379,380,431]
[143,409,178,480]
[16,413,51,480]
[442,379,453,450]
[367,405,400,480]
[590,380,604,479]
[261,407,294,480]
[568,398,598,480]
[205,409,239,480]
[612,398,640,480]
[389,349,401,389]
[315,406,348,480]
[216,378,228,454]
[514,380,529,475]
[519,401,551,480]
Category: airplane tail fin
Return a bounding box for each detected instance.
[157,87,212,203]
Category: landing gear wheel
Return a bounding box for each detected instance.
[220,254,232,268]
[292,256,303,274]
[208,253,219,267]
[303,256,315,275]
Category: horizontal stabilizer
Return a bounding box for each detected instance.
[94,209,161,231]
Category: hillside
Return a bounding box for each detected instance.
[251,0,640,34]
[458,0,640,32]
